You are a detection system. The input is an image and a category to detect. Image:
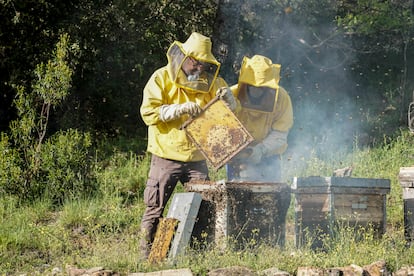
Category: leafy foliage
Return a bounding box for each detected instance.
[1,0,414,145]
[0,0,80,130]
[39,129,96,204]
[0,34,96,203]
[52,0,218,137]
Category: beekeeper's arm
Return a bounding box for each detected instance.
[216,86,240,112]
[248,130,289,164]
[248,87,293,164]
[140,70,202,124]
[159,102,202,122]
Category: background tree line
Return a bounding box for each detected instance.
[1,0,413,139]
[0,0,414,201]
[0,0,218,137]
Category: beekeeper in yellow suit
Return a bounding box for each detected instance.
[139,32,236,259]
[228,55,293,182]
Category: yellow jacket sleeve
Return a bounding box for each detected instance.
[272,87,293,132]
[140,68,171,126]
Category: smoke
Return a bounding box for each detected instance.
[275,23,362,178]
[283,34,366,167]
[283,35,359,154]
[214,0,368,179]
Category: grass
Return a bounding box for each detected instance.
[1,129,414,275]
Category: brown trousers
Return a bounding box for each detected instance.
[139,154,209,256]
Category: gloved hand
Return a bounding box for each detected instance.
[159,102,202,122]
[179,102,202,116]
[261,130,288,154]
[216,87,237,111]
[247,144,265,164]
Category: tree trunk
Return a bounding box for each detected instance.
[212,0,244,84]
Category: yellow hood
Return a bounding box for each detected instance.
[166,32,220,94]
[239,55,280,89]
[179,32,219,63]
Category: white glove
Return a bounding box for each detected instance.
[261,130,288,154]
[159,102,202,122]
[247,130,288,164]
[179,102,202,116]
[216,87,237,111]
[248,144,265,164]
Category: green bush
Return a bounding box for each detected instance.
[0,133,24,195]
[0,34,99,203]
[38,129,97,204]
[0,129,97,204]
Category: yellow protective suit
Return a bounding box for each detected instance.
[140,32,228,162]
[232,55,293,155]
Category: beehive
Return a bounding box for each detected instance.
[398,167,414,244]
[292,176,390,249]
[185,180,291,248]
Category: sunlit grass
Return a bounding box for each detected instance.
[1,130,414,274]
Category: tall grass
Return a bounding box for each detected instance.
[1,130,414,274]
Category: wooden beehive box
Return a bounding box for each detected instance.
[185,180,291,248]
[398,167,414,243]
[330,177,390,230]
[291,176,331,249]
[292,176,390,249]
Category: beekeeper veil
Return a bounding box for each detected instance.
[167,32,220,93]
[237,55,281,112]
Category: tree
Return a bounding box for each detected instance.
[0,0,80,131]
[1,0,219,138]
[55,0,219,137]
[0,34,96,203]
[337,0,414,123]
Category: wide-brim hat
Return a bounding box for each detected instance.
[177,32,219,64]
[239,55,280,89]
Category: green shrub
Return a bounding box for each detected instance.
[38,129,97,204]
[0,129,97,204]
[0,34,98,204]
[0,133,24,196]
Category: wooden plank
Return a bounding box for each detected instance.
[331,177,390,190]
[334,194,383,208]
[331,187,389,194]
[334,209,384,221]
[297,194,328,202]
[296,209,330,221]
[300,216,330,223]
[293,176,390,191]
[296,194,330,213]
[297,202,327,209]
[297,207,328,214]
[292,176,330,189]
[293,187,330,194]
